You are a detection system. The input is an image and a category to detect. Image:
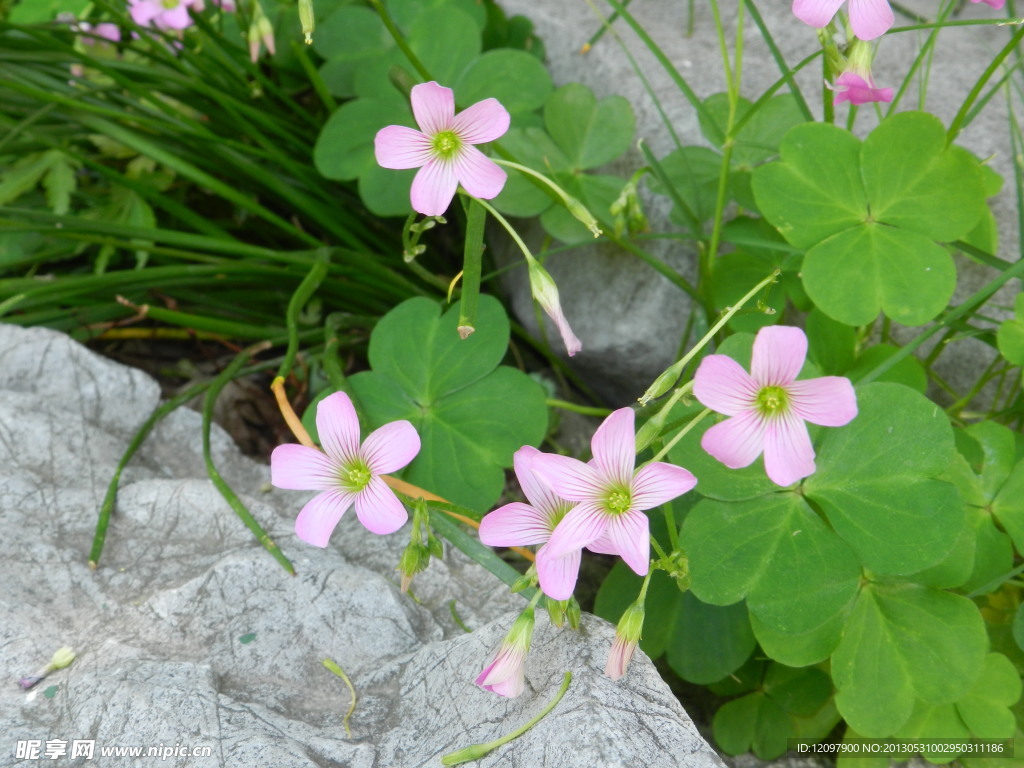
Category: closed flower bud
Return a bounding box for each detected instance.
[605,601,645,680]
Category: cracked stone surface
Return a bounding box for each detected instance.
[496,0,1018,405]
[0,324,725,768]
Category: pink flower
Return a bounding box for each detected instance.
[693,326,857,487]
[374,81,510,217]
[970,0,1004,8]
[527,259,582,358]
[605,601,644,680]
[477,607,535,698]
[530,408,697,577]
[792,0,894,40]
[270,391,421,546]
[128,0,196,30]
[479,447,582,600]
[78,22,121,44]
[829,72,893,106]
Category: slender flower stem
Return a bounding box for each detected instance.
[366,0,434,82]
[472,196,536,266]
[546,399,613,417]
[491,160,601,236]
[636,569,654,603]
[647,407,713,465]
[440,672,573,765]
[458,199,486,338]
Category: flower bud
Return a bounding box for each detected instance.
[638,360,684,407]
[605,601,644,680]
[527,259,581,357]
[298,0,315,44]
[476,607,535,697]
[398,541,430,593]
[610,177,647,238]
[49,647,76,670]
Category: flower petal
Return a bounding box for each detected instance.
[530,453,603,502]
[295,490,355,547]
[545,504,607,560]
[479,502,552,546]
[411,81,455,136]
[374,125,433,170]
[693,354,758,416]
[353,476,408,534]
[476,648,525,697]
[316,391,361,465]
[360,420,421,474]
[591,407,636,487]
[631,462,697,511]
[832,73,893,106]
[763,413,816,486]
[271,444,340,491]
[451,98,511,144]
[788,377,858,427]
[409,159,459,216]
[514,446,566,517]
[452,146,507,200]
[701,411,767,470]
[535,545,582,601]
[848,0,894,39]
[791,0,847,28]
[751,326,807,386]
[603,511,650,576]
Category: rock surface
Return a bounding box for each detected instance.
[0,324,724,768]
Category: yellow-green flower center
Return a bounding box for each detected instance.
[341,462,372,492]
[162,0,179,8]
[432,130,461,159]
[605,487,632,515]
[756,385,789,417]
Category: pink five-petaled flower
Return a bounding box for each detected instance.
[830,72,893,106]
[476,606,535,698]
[479,446,581,600]
[971,0,1005,7]
[792,0,893,40]
[693,326,857,487]
[530,408,697,578]
[128,0,196,30]
[270,391,421,546]
[374,81,510,217]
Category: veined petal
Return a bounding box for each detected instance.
[411,81,455,136]
[271,444,339,491]
[479,502,552,546]
[591,408,637,487]
[129,0,161,24]
[353,476,408,534]
[452,146,507,200]
[535,545,582,601]
[158,2,192,29]
[545,504,607,559]
[701,410,767,469]
[295,490,355,547]
[848,0,894,39]
[763,413,816,487]
[631,462,697,511]
[751,326,807,386]
[514,447,566,518]
[410,159,459,216]
[791,0,846,28]
[603,511,650,576]
[360,420,420,474]
[374,125,434,170]
[530,453,604,502]
[316,391,361,465]
[451,98,511,144]
[832,73,893,106]
[788,377,858,427]
[693,355,758,415]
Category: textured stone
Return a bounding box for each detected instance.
[0,324,723,768]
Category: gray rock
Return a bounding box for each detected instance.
[0,324,723,768]
[496,0,1018,404]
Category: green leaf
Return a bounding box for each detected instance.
[713,691,791,759]
[669,416,777,502]
[997,294,1024,367]
[348,296,547,510]
[314,94,411,181]
[955,653,1022,738]
[897,700,971,762]
[763,664,833,718]
[750,608,847,667]
[454,50,553,114]
[806,383,965,575]
[845,344,928,393]
[43,153,76,215]
[408,8,481,85]
[805,308,857,376]
[699,93,807,168]
[832,583,988,736]
[647,145,721,227]
[543,83,634,171]
[539,173,621,244]
[992,458,1024,554]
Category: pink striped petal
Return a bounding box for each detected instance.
[353,476,408,534]
[295,490,355,547]
[410,159,459,216]
[751,326,807,386]
[271,444,340,491]
[514,447,566,517]
[158,2,193,29]
[602,510,650,576]
[631,462,697,511]
[788,377,858,427]
[763,413,816,486]
[411,81,454,136]
[693,355,758,415]
[848,0,894,39]
[360,420,420,474]
[479,502,552,546]
[535,545,582,600]
[451,98,510,144]
[374,125,433,170]
[832,73,893,106]
[316,392,361,465]
[476,647,526,697]
[530,453,603,502]
[591,408,637,487]
[545,504,607,560]
[791,0,846,27]
[452,146,507,200]
[701,411,767,470]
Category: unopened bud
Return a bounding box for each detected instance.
[49,647,76,670]
[638,360,684,407]
[606,601,644,680]
[298,0,315,44]
[563,195,601,238]
[565,596,581,630]
[527,259,581,357]
[610,177,648,237]
[664,549,690,592]
[398,541,430,593]
[248,5,275,62]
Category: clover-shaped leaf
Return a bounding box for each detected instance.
[997,293,1024,367]
[544,83,634,171]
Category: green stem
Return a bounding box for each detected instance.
[366,0,434,82]
[948,26,1024,142]
[458,199,486,338]
[647,407,713,465]
[322,658,357,738]
[545,399,613,417]
[277,250,330,379]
